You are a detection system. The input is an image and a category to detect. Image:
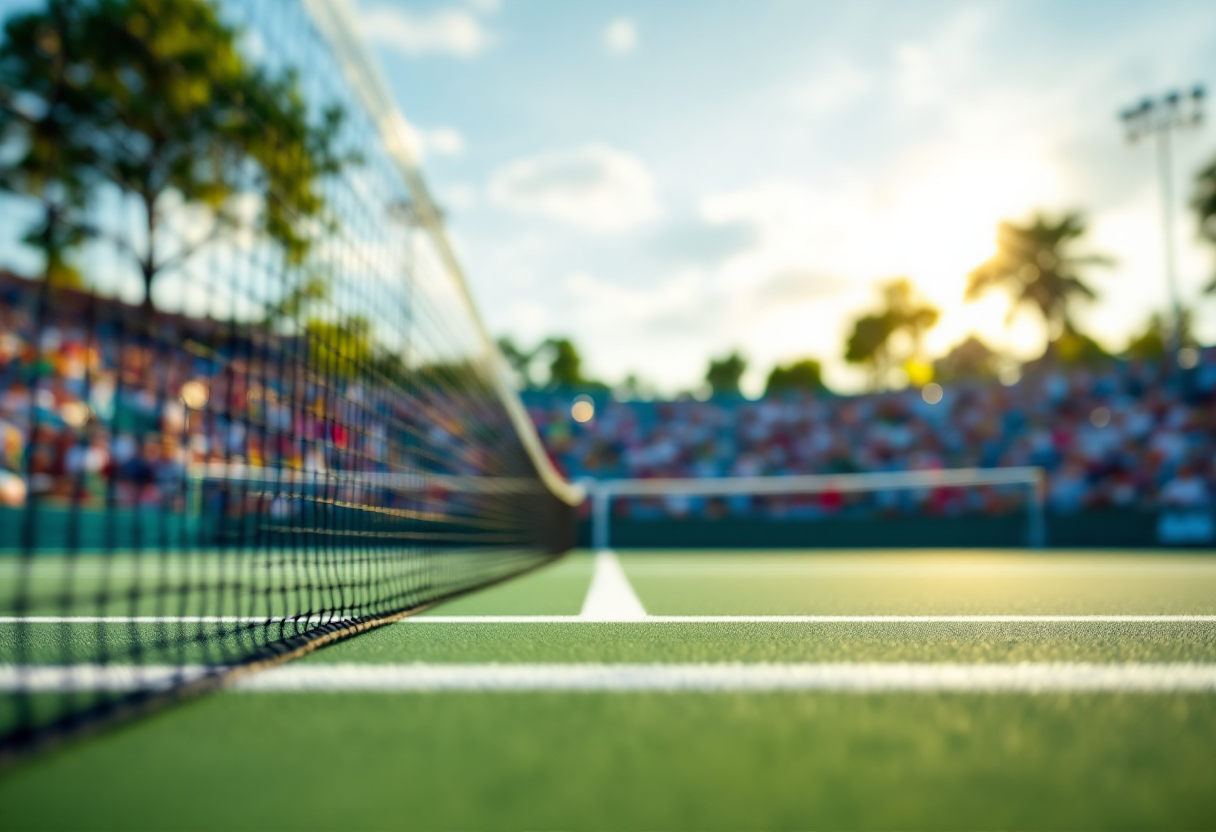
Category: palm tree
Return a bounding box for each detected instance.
[966,212,1112,340]
[1193,158,1216,293]
[881,277,939,360]
[843,278,938,390]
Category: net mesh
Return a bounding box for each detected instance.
[0,0,578,757]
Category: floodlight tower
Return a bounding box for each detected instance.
[1119,86,1205,355]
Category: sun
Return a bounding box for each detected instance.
[860,142,1066,359]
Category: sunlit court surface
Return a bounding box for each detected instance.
[3,0,1216,829]
[3,549,1216,831]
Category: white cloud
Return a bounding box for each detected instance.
[502,300,550,343]
[788,62,872,114]
[464,2,1216,391]
[696,136,1070,373]
[545,135,1070,391]
[604,18,637,55]
[488,145,660,231]
[422,127,466,157]
[439,183,478,211]
[390,123,465,162]
[360,6,489,58]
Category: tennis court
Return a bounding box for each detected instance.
[2,1,1215,829]
[2,548,1214,831]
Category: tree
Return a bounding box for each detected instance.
[0,1,97,288]
[496,336,534,389]
[1192,158,1216,293]
[933,335,1001,384]
[1124,310,1196,360]
[844,312,894,389]
[966,212,1112,341]
[541,337,583,388]
[262,272,328,327]
[1053,328,1112,366]
[613,372,654,401]
[764,359,824,397]
[881,278,939,360]
[706,352,746,397]
[842,278,938,390]
[0,0,354,309]
[494,336,604,390]
[305,315,374,380]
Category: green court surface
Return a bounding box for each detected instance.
[2,550,1216,832]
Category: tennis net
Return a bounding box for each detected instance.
[0,0,581,758]
[587,468,1047,550]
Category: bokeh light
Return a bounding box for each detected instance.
[180,380,210,410]
[571,394,595,423]
[61,402,90,429]
[921,383,943,404]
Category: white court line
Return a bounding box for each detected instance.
[411,614,1216,624]
[5,614,1216,624]
[4,663,1216,693]
[0,665,218,691]
[619,563,1216,576]
[579,550,647,620]
[0,616,343,624]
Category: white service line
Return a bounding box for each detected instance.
[5,663,1216,693]
[579,550,647,620]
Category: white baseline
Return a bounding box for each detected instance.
[5,663,1216,694]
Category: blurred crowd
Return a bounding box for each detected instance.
[0,273,505,512]
[526,352,1216,519]
[4,270,1215,522]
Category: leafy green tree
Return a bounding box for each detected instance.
[966,212,1112,341]
[764,359,824,397]
[0,1,96,287]
[844,312,894,389]
[0,0,353,309]
[706,351,746,397]
[306,315,375,380]
[263,273,328,326]
[542,337,583,388]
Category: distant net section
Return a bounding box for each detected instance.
[589,468,1046,550]
[0,0,580,758]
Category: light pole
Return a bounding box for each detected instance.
[1119,86,1205,354]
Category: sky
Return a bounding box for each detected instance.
[355,0,1216,395]
[1,0,1213,394]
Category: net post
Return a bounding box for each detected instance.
[591,483,611,551]
[1028,468,1047,549]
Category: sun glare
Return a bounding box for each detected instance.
[863,144,1065,362]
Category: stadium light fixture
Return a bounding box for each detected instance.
[1119,85,1205,356]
